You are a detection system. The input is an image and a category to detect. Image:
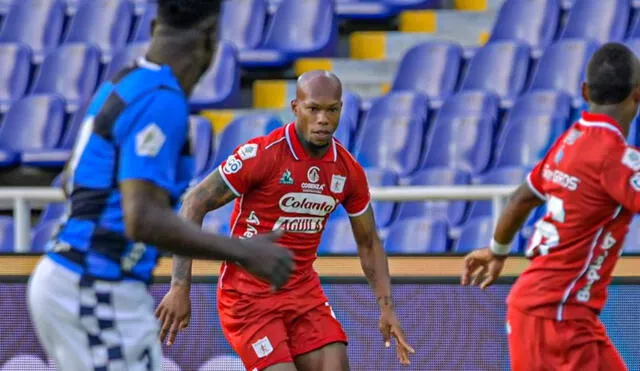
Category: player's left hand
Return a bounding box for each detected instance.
[379,308,415,365]
[461,247,507,290]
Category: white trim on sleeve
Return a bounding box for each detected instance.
[526,173,546,201]
[347,202,370,218]
[217,165,241,197]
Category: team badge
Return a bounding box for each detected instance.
[330,174,346,193]
[307,166,320,183]
[622,148,640,171]
[279,169,294,185]
[238,143,258,160]
[135,123,166,157]
[252,337,273,358]
[630,172,640,191]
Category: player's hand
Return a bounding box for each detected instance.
[155,284,191,346]
[461,247,507,290]
[379,307,415,365]
[238,229,294,291]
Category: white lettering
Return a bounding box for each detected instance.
[542,166,580,191]
[272,216,325,233]
[278,193,336,216]
[576,232,616,302]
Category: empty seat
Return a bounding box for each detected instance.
[31,44,101,112]
[460,41,531,108]
[397,168,470,226]
[384,218,448,254]
[317,217,357,255]
[623,215,640,253]
[436,90,500,123]
[0,43,31,112]
[506,90,573,120]
[529,39,598,101]
[383,0,439,8]
[335,0,394,19]
[211,114,283,168]
[131,2,155,42]
[0,0,65,63]
[0,94,66,167]
[336,91,360,150]
[391,41,463,109]
[466,166,528,220]
[103,42,148,81]
[364,168,398,228]
[561,0,629,44]
[239,0,338,68]
[202,202,235,236]
[190,115,215,178]
[190,42,241,110]
[354,92,428,176]
[30,220,59,252]
[453,216,493,253]
[0,216,13,252]
[64,0,134,63]
[0,0,15,16]
[489,0,560,57]
[218,0,267,50]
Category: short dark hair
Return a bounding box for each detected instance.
[586,42,639,105]
[157,0,220,29]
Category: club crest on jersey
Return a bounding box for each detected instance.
[330,174,346,193]
[238,143,258,160]
[622,148,640,171]
[307,167,320,183]
[302,166,325,193]
[279,169,294,185]
[630,172,640,191]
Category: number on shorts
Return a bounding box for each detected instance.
[527,196,565,256]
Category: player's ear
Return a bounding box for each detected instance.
[581,82,590,102]
[633,85,640,103]
[291,99,298,114]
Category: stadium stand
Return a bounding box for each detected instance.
[3,0,640,258]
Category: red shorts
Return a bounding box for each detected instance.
[217,279,347,371]
[506,305,627,371]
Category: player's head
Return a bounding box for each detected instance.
[582,42,640,125]
[292,70,343,151]
[148,0,220,94]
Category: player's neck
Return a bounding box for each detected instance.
[145,43,200,96]
[588,105,631,137]
[295,126,330,159]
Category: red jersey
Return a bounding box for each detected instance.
[217,123,371,294]
[508,112,640,320]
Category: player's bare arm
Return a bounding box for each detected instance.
[350,206,415,365]
[461,182,543,289]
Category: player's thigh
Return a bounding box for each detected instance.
[263,363,299,371]
[506,306,549,371]
[289,302,349,371]
[599,340,627,371]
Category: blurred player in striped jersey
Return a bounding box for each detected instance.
[461,43,639,371]
[27,1,293,370]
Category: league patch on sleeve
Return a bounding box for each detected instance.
[135,123,166,157]
[622,148,640,171]
[222,155,243,174]
[238,143,258,160]
[630,172,640,191]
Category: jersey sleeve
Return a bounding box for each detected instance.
[118,91,189,192]
[343,163,372,217]
[526,159,547,201]
[600,144,640,212]
[217,140,266,196]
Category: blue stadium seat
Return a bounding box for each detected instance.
[466,166,528,221]
[488,0,560,58]
[529,39,598,102]
[190,115,215,179]
[31,44,101,112]
[202,202,235,236]
[0,43,31,113]
[30,220,59,252]
[391,42,463,109]
[336,91,360,150]
[506,90,573,120]
[560,0,630,44]
[239,0,338,68]
[0,0,14,16]
[384,218,448,254]
[218,0,267,50]
[64,0,134,63]
[335,0,394,19]
[453,216,492,253]
[317,217,357,255]
[623,215,640,253]
[0,94,66,167]
[436,90,500,123]
[397,168,470,227]
[383,0,439,9]
[626,38,640,58]
[354,92,428,176]
[131,2,155,42]
[190,42,241,110]
[211,114,283,168]
[364,168,398,228]
[129,0,147,15]
[0,216,14,252]
[0,0,65,64]
[103,42,148,81]
[460,41,531,108]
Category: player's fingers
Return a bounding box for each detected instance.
[472,266,488,286]
[159,314,172,342]
[379,321,391,347]
[396,343,410,365]
[166,318,181,346]
[480,261,503,290]
[392,327,415,354]
[461,258,479,285]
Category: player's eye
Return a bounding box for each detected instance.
[329,107,339,113]
[309,107,318,112]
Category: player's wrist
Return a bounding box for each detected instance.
[377,295,395,311]
[489,238,511,257]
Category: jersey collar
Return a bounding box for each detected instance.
[285,122,338,162]
[579,111,625,139]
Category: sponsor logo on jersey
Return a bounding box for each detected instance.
[330,174,346,193]
[301,182,326,193]
[238,143,258,160]
[279,192,336,216]
[622,147,640,171]
[135,123,166,157]
[247,211,260,225]
[631,172,640,191]
[272,216,324,233]
[302,166,325,193]
[576,232,616,303]
[279,169,294,185]
[542,166,580,191]
[222,155,242,174]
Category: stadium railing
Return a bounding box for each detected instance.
[1,185,515,252]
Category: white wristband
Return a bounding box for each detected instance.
[490,238,511,256]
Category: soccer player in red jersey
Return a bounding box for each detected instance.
[461,43,640,371]
[156,70,414,370]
